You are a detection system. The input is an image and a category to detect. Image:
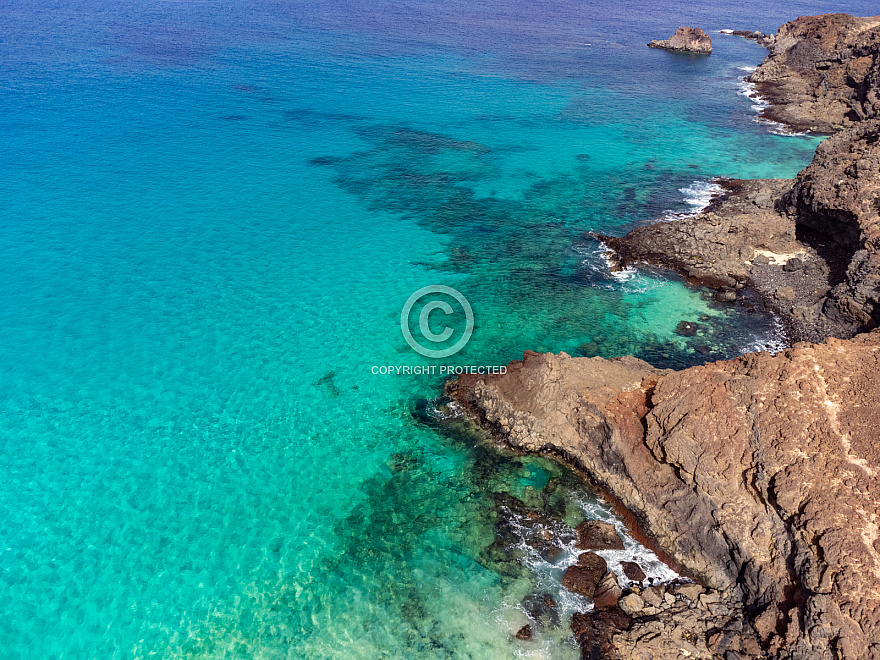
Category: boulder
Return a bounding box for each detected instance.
[562,552,607,598]
[617,593,644,616]
[592,571,624,610]
[620,560,646,582]
[575,520,625,551]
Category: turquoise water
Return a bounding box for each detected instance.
[1,1,874,658]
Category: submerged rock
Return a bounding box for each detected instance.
[521,593,560,630]
[674,321,699,337]
[648,27,712,54]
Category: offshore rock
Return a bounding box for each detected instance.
[747,14,880,133]
[648,27,712,54]
[447,334,880,659]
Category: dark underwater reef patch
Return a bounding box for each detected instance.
[308,122,787,369]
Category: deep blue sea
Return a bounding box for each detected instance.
[2,1,877,658]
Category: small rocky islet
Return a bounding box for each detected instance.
[648,27,713,54]
[446,13,880,660]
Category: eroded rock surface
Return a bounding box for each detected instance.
[600,119,880,341]
[575,520,625,551]
[648,27,712,54]
[448,335,880,659]
[746,14,880,133]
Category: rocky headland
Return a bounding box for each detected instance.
[448,338,880,659]
[445,12,880,660]
[648,27,713,55]
[745,14,880,133]
[599,118,880,342]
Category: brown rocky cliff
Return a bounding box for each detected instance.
[448,335,880,659]
[782,119,880,337]
[747,14,880,133]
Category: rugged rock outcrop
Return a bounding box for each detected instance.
[781,119,880,338]
[723,29,777,49]
[573,581,765,660]
[746,14,880,133]
[600,119,880,342]
[648,27,712,54]
[575,520,625,551]
[447,335,880,659]
[451,14,880,659]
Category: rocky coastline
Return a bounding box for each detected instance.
[445,13,880,660]
[447,338,880,659]
[599,118,880,343]
[745,14,880,133]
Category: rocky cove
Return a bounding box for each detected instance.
[443,13,880,660]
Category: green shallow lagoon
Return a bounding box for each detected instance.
[0,0,862,657]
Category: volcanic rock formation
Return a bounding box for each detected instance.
[648,27,712,54]
[448,337,880,659]
[447,13,880,660]
[747,14,880,133]
[600,119,880,342]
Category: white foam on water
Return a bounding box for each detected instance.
[680,179,724,212]
[738,64,757,72]
[427,397,466,420]
[568,492,681,587]
[718,29,735,34]
[737,74,811,136]
[737,316,788,356]
[764,120,810,137]
[503,490,681,625]
[657,178,724,222]
[576,241,655,292]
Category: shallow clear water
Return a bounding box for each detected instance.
[2,1,877,658]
